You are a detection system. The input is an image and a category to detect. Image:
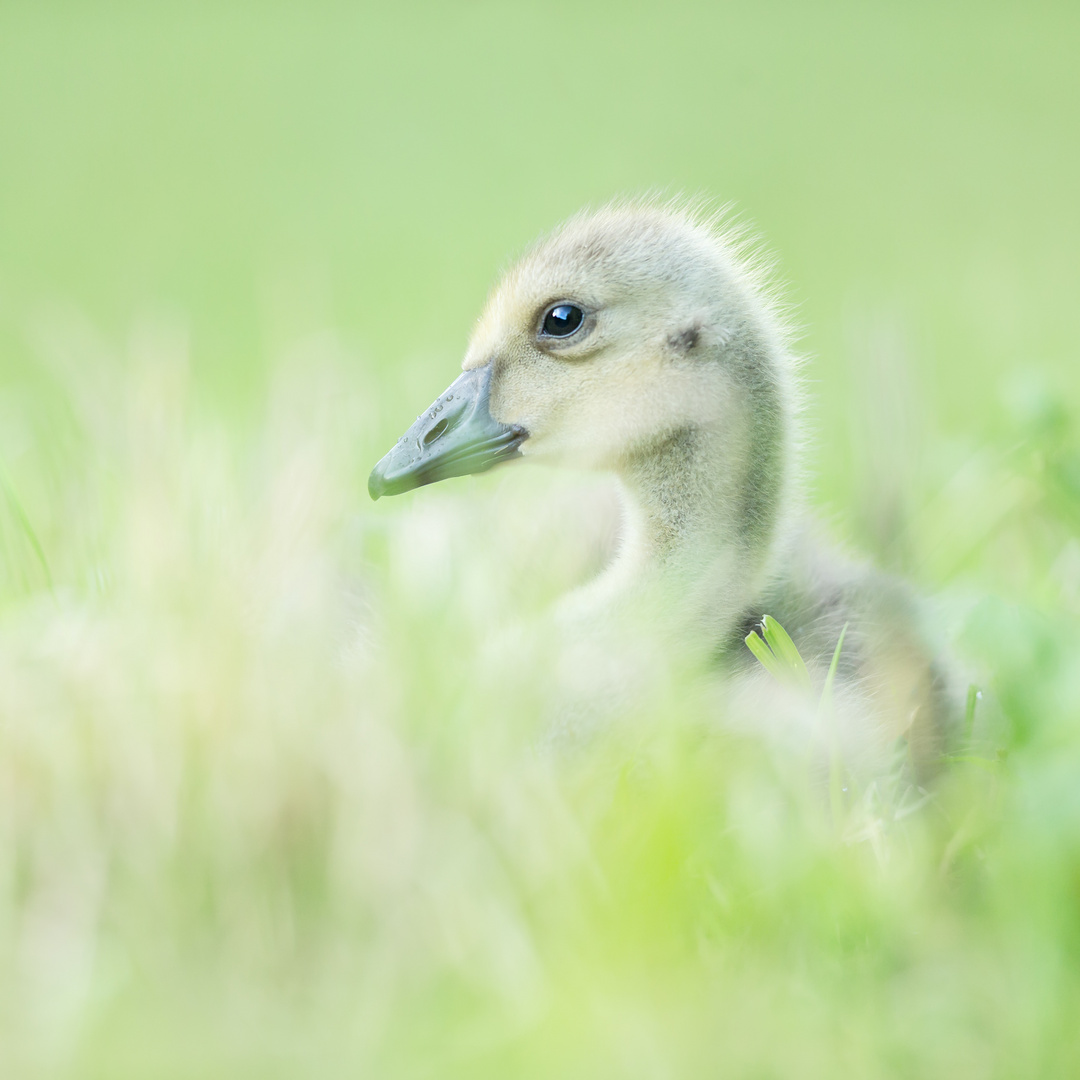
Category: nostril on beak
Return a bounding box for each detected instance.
[423,418,449,446]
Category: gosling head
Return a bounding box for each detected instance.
[369,201,794,517]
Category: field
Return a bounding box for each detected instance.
[1,2,1079,1076]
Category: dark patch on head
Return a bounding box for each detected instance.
[667,325,700,352]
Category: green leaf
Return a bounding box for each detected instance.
[819,622,849,831]
[744,615,812,694]
[819,622,849,712]
[744,627,788,683]
[761,615,812,692]
[964,683,979,742]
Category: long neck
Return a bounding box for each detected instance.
[608,370,792,642]
[622,426,738,563]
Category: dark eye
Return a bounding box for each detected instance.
[541,303,584,338]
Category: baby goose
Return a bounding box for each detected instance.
[369,201,955,771]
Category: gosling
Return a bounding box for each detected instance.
[369,201,956,772]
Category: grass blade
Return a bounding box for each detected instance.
[819,622,849,712]
[964,683,979,743]
[0,463,54,595]
[761,615,812,692]
[819,622,849,831]
[744,627,788,683]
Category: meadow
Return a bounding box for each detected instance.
[0,2,1079,1076]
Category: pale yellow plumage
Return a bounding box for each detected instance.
[372,199,957,773]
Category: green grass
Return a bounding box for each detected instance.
[1,1,1079,1076]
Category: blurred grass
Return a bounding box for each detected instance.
[0,1,1079,1076]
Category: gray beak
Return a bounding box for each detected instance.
[368,364,528,500]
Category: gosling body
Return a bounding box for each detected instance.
[370,200,956,770]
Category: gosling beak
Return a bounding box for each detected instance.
[368,364,528,500]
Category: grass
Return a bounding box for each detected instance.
[1,1,1079,1076]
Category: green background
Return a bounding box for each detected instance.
[3,2,1077,499]
[1,2,1079,1076]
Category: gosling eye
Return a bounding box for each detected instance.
[539,303,585,339]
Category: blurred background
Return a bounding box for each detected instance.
[1,2,1079,1077]
[3,0,1079,589]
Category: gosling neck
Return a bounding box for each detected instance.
[614,414,787,637]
